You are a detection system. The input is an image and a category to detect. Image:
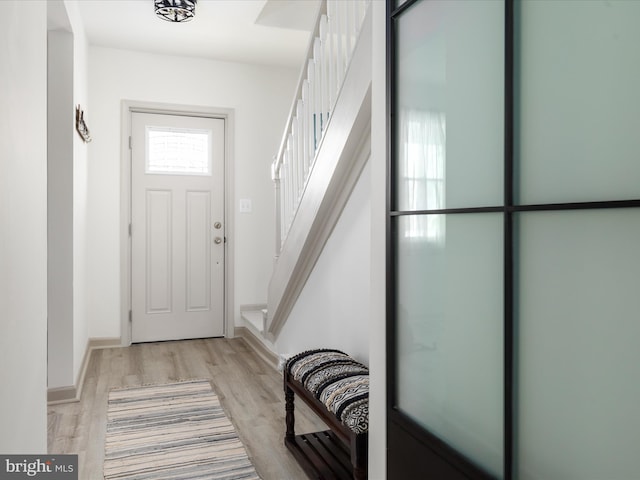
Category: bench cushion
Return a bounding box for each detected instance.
[286,349,369,434]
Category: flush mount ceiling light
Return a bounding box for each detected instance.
[155,0,197,23]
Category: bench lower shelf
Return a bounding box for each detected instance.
[285,430,354,480]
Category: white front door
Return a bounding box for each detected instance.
[131,112,225,342]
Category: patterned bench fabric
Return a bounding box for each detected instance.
[286,349,369,434]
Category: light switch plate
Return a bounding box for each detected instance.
[239,198,252,213]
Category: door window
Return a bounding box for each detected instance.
[146,126,212,175]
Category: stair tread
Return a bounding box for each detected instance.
[241,310,265,334]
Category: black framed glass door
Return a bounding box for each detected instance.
[387,1,640,479]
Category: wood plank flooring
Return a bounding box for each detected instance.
[48,337,328,480]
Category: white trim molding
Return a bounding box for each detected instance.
[234,327,279,371]
[47,337,121,405]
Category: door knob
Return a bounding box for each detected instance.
[214,237,222,244]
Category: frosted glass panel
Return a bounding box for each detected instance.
[395,213,503,477]
[146,126,212,175]
[517,1,640,204]
[517,208,640,479]
[395,0,503,211]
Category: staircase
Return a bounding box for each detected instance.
[241,306,267,335]
[237,1,372,356]
[237,305,278,368]
[267,0,372,338]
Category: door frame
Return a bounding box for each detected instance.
[120,100,235,346]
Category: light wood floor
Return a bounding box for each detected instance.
[48,337,327,480]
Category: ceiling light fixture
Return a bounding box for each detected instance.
[154,0,197,23]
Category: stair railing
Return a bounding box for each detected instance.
[272,0,371,256]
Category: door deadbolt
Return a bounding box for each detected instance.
[214,222,222,229]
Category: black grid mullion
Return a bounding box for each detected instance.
[504,0,515,479]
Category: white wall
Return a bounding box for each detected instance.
[46,0,91,390]
[0,0,48,452]
[276,161,371,364]
[65,0,91,388]
[87,47,298,339]
[47,25,75,389]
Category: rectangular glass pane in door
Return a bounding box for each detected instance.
[395,213,504,477]
[146,126,212,175]
[516,0,640,204]
[517,208,640,479]
[394,0,504,211]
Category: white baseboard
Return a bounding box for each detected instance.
[47,337,121,405]
[234,326,279,371]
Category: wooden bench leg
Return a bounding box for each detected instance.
[285,385,295,442]
[352,433,368,480]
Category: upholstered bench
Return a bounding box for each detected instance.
[284,349,369,480]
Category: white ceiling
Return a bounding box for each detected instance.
[76,0,320,68]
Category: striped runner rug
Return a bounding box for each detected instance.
[104,380,261,480]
